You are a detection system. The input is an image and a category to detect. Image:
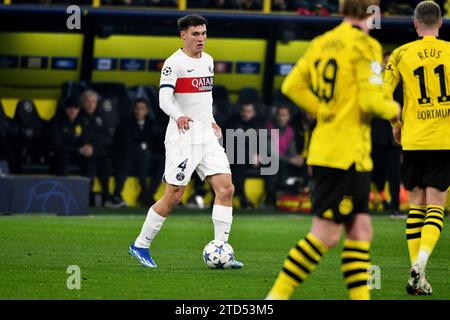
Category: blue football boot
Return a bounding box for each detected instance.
[129,243,157,268]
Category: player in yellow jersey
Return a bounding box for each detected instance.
[384,1,450,296]
[266,0,400,300]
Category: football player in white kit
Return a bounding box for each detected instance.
[129,14,243,269]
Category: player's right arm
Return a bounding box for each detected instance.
[383,49,401,100]
[159,61,193,133]
[281,44,320,116]
[383,49,403,134]
[354,39,400,122]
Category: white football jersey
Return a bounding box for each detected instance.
[159,49,216,145]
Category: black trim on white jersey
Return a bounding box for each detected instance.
[160,84,175,89]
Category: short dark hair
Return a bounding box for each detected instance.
[133,98,149,108]
[177,13,208,32]
[339,0,379,19]
[64,96,80,109]
[415,1,441,27]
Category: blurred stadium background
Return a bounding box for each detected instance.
[1,0,449,213]
[1,0,450,301]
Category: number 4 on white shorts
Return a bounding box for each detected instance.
[178,159,188,172]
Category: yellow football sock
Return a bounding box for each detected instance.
[419,205,445,256]
[267,233,328,300]
[341,239,371,300]
[406,205,426,264]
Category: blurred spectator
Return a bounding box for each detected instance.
[240,0,262,10]
[12,0,93,4]
[273,88,301,118]
[272,0,306,11]
[224,102,263,209]
[272,0,287,11]
[9,0,446,16]
[50,97,92,176]
[294,0,336,15]
[188,0,240,9]
[236,87,269,121]
[212,85,232,128]
[263,104,308,207]
[0,102,14,171]
[79,90,113,206]
[382,0,447,16]
[11,99,48,173]
[106,98,154,208]
[147,0,178,6]
[236,87,262,106]
[107,0,178,6]
[209,0,240,9]
[186,0,208,8]
[111,0,148,6]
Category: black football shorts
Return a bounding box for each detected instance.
[311,165,371,223]
[402,150,450,192]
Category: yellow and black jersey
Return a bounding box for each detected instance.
[282,21,398,172]
[384,36,450,151]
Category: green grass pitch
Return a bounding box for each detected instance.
[1,209,449,300]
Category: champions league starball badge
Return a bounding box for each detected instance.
[176,172,185,181]
[162,66,172,76]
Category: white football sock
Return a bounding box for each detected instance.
[416,250,430,270]
[134,207,166,249]
[212,204,233,243]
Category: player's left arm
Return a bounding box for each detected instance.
[381,49,404,143]
[383,50,403,128]
[281,47,320,116]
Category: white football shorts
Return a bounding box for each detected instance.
[163,139,231,186]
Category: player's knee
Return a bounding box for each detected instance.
[166,195,182,209]
[409,187,426,206]
[356,228,373,243]
[325,233,341,248]
[426,187,448,205]
[164,187,184,209]
[347,225,373,242]
[313,231,340,249]
[216,184,235,200]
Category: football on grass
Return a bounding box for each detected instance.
[202,240,234,269]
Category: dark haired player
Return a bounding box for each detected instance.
[129,14,243,269]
